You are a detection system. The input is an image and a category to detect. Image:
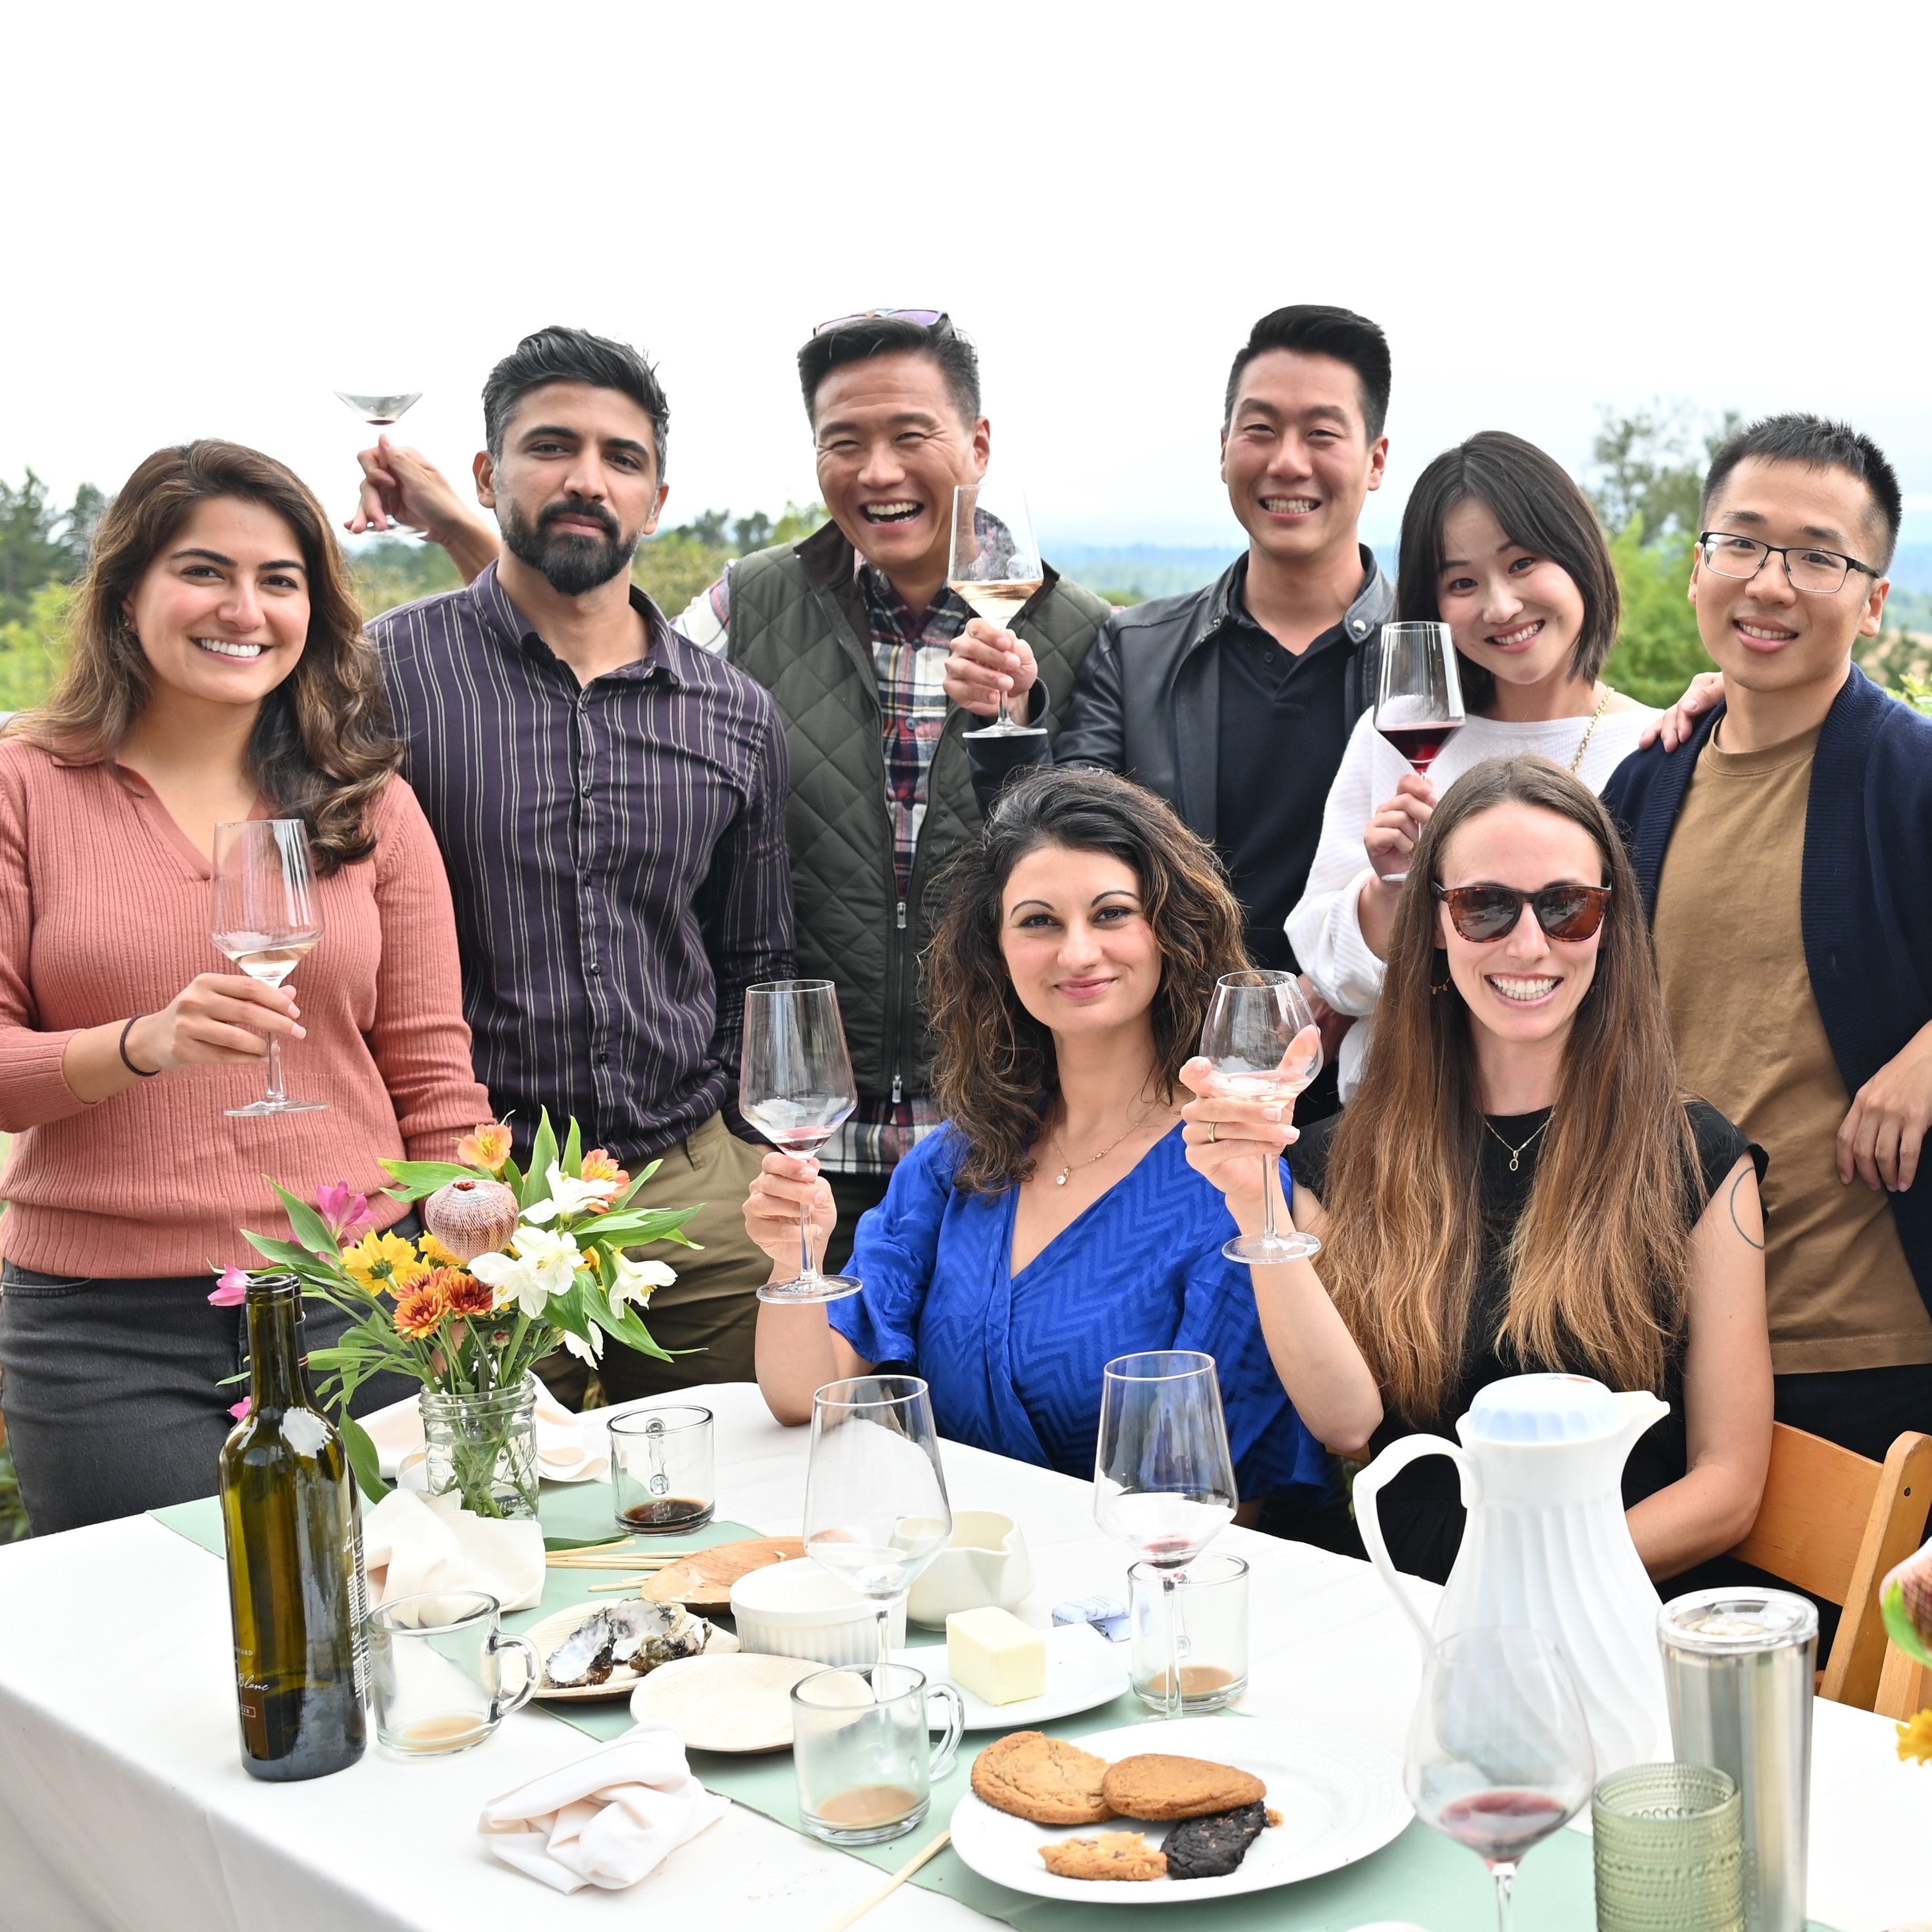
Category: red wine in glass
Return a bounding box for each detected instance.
[1379,718,1463,773]
[1436,1788,1570,1862]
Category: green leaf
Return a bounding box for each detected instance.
[562,1117,583,1175]
[338,1414,389,1505]
[611,1159,660,1212]
[381,1159,477,1189]
[543,1532,631,1553]
[580,1206,702,1245]
[1882,1580,1932,1668]
[243,1230,330,1272]
[269,1181,345,1259]
[502,1154,525,1193]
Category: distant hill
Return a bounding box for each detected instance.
[1889,544,1932,593]
[1046,543,1241,602]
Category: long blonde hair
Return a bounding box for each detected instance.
[1320,757,1695,1421]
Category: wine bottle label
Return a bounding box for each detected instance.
[345,1517,371,1702]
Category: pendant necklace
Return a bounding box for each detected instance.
[1049,1108,1161,1186]
[1485,1113,1552,1174]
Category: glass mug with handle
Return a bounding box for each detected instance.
[367,1589,541,1758]
[791,1660,965,1845]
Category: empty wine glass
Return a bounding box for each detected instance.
[1093,1350,1237,1720]
[950,477,1046,740]
[740,980,861,1305]
[210,819,327,1117]
[804,1376,953,1682]
[1376,621,1465,885]
[1198,970,1322,1265]
[1407,1627,1594,1932]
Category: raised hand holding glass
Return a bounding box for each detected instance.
[950,477,1046,740]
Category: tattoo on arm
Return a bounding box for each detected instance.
[1728,1169,1765,1250]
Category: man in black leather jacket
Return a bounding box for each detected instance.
[946,305,1394,984]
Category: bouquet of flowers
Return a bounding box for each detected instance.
[220,1114,697,1505]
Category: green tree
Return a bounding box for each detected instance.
[631,500,826,618]
[350,538,463,620]
[1600,521,1714,707]
[0,581,75,711]
[0,473,104,625]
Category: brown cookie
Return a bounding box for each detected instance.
[1099,1752,1266,1821]
[1040,1831,1167,1882]
[971,1731,1115,1825]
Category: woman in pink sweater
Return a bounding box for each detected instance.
[0,441,490,1532]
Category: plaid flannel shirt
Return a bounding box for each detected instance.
[676,557,964,1174]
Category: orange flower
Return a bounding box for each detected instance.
[581,1148,630,1188]
[393,1272,454,1337]
[419,1232,465,1269]
[458,1123,513,1175]
[442,1274,494,1319]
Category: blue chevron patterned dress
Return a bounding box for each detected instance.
[828,1123,1328,1498]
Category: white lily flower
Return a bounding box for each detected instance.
[469,1225,584,1318]
[609,1254,676,1310]
[560,1326,604,1365]
[520,1164,622,1224]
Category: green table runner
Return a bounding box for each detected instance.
[150,1484,1840,1931]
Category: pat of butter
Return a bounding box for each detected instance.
[946,1607,1047,1705]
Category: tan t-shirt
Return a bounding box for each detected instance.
[1652,724,1932,1374]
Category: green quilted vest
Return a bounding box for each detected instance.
[727,524,1110,1105]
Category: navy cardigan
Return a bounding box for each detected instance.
[1601,666,1932,1319]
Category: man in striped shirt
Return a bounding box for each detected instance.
[356,326,792,1401]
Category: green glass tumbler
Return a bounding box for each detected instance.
[1592,1762,1744,1932]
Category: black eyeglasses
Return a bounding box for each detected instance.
[812,308,950,338]
[1696,531,1880,596]
[1433,882,1613,943]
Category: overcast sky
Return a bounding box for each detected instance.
[10,1,1932,552]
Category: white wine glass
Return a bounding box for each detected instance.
[741,980,861,1305]
[334,388,423,432]
[804,1375,953,1683]
[1093,1350,1237,1720]
[1375,621,1465,884]
[950,477,1046,740]
[1406,1627,1594,1932]
[1199,970,1321,1265]
[210,819,327,1117]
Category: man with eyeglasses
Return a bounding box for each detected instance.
[1603,413,1932,1461]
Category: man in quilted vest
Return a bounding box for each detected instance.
[675,314,1112,1246]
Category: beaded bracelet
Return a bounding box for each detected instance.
[119,1015,159,1077]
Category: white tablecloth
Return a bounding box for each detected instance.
[0,1383,1924,1931]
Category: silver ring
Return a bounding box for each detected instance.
[1206,1121,1219,1145]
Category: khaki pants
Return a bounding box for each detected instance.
[593,1113,770,1405]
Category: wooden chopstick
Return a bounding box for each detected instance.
[820,1829,950,1932]
[585,1574,675,1592]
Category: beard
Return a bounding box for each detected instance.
[501,496,638,596]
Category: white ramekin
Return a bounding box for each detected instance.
[729,1558,908,1666]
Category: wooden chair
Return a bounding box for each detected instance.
[1727,1423,1932,1714]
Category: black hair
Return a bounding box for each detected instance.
[482,325,670,476]
[1223,305,1392,440]
[1702,412,1902,569]
[1395,431,1621,711]
[797,316,981,426]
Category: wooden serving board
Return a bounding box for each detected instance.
[638,1536,805,1610]
[630,1651,821,1752]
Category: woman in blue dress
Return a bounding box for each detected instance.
[745,766,1381,1503]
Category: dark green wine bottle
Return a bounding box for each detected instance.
[219,1273,368,1780]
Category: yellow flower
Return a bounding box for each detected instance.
[1896,1709,1932,1765]
[418,1232,465,1269]
[341,1230,432,1296]
[458,1123,513,1175]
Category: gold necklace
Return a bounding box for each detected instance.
[1485,1113,1552,1174]
[1569,688,1610,775]
[1048,1109,1162,1186]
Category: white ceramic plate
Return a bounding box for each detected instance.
[948,1714,1411,1904]
[888,1622,1130,1730]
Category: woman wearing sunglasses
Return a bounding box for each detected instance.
[1183,757,1772,1583]
[1288,432,1659,1102]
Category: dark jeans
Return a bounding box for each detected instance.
[1773,1362,1932,1463]
[0,1262,414,1537]
[824,1170,891,1276]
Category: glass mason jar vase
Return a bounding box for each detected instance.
[420,1378,539,1520]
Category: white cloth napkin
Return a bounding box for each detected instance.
[478,1722,730,1893]
[362,1487,546,1612]
[360,1388,611,1485]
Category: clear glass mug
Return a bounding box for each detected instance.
[608,1404,716,1534]
[1129,1552,1249,1712]
[791,1661,965,1844]
[368,1589,540,1757]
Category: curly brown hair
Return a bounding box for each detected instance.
[926,766,1250,1196]
[5,440,400,875]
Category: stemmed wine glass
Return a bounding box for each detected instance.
[1406,1627,1594,1932]
[1198,970,1323,1265]
[740,980,861,1305]
[803,1375,953,1682]
[1374,621,1465,886]
[1093,1350,1237,1720]
[334,388,423,433]
[210,819,327,1117]
[950,477,1046,740]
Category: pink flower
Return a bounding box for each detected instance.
[208,1267,250,1308]
[316,1182,376,1243]
[229,1397,252,1423]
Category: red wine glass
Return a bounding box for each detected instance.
[1375,621,1465,884]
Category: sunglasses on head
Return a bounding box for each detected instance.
[1433,882,1613,943]
[812,308,950,337]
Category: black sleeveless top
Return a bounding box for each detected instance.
[1289,1099,1762,1585]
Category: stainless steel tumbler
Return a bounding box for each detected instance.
[1656,1589,1817,1932]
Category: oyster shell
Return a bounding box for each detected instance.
[545,1607,619,1687]
[606,1598,684,1667]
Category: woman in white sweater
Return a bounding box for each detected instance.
[1288,431,1658,1100]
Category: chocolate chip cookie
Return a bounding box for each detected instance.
[1039,1831,1168,1882]
[971,1731,1115,1825]
[1099,1752,1266,1821]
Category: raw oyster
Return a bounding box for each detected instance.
[602,1599,712,1676]
[545,1607,619,1687]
